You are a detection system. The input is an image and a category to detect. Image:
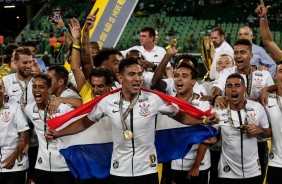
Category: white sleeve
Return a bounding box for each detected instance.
[154,95,179,117]
[212,69,230,94]
[14,104,29,132]
[87,97,107,122]
[265,72,274,86]
[257,103,269,129]
[164,78,175,95]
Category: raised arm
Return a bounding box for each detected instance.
[69,18,87,92]
[56,17,73,47]
[173,111,218,125]
[81,15,96,80]
[151,44,179,91]
[256,0,282,62]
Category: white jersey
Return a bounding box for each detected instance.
[60,88,80,98]
[2,73,34,106]
[0,101,29,172]
[212,66,274,99]
[121,45,169,66]
[164,77,207,96]
[171,99,211,171]
[87,91,179,177]
[210,41,234,80]
[265,93,282,168]
[24,102,73,172]
[215,100,269,179]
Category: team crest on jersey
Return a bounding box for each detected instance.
[254,78,263,89]
[223,165,230,172]
[139,103,150,117]
[269,153,274,160]
[1,111,10,123]
[247,112,256,124]
[149,154,156,167]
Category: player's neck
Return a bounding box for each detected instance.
[55,86,65,97]
[277,87,282,97]
[121,90,139,102]
[176,91,194,102]
[143,44,154,52]
[37,99,50,110]
[238,65,251,75]
[229,101,245,111]
[16,73,29,82]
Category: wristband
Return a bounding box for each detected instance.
[61,26,68,33]
[260,15,267,20]
[279,56,282,62]
[72,44,81,50]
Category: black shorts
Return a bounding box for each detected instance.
[218,175,261,184]
[0,170,26,184]
[267,166,282,184]
[109,173,158,184]
[33,169,76,184]
[172,169,209,184]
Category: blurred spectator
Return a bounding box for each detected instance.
[189,34,197,50]
[54,39,61,63]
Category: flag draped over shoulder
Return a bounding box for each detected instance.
[47,88,217,180]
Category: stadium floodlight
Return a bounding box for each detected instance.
[4,5,16,8]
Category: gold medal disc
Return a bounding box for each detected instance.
[124,130,133,140]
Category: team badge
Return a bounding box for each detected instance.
[113,161,119,169]
[139,103,150,117]
[1,111,10,123]
[149,154,156,167]
[223,165,230,172]
[254,78,263,89]
[247,112,256,124]
[269,153,274,160]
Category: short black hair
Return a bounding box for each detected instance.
[176,62,198,80]
[234,39,252,52]
[48,65,69,86]
[23,41,37,48]
[4,43,19,55]
[89,67,113,86]
[140,27,156,37]
[173,54,198,69]
[226,73,245,87]
[93,47,121,67]
[33,73,52,88]
[118,58,140,74]
[125,49,144,60]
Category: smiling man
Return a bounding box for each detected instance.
[45,58,217,184]
[24,73,76,184]
[214,73,271,184]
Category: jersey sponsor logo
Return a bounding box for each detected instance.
[139,103,150,117]
[113,161,119,169]
[13,81,18,84]
[149,154,156,167]
[246,108,254,111]
[112,109,119,113]
[138,98,148,103]
[32,118,41,121]
[268,105,276,108]
[114,101,119,105]
[154,55,158,57]
[269,152,274,160]
[253,78,263,89]
[1,111,10,123]
[254,73,263,77]
[223,165,230,172]
[12,89,20,93]
[269,94,276,98]
[190,102,199,107]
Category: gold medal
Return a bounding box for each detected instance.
[123,130,133,140]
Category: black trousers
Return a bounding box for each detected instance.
[77,177,110,184]
[109,173,158,184]
[267,166,282,184]
[33,169,76,184]
[172,169,209,184]
[219,175,261,184]
[209,150,221,184]
[0,170,26,184]
[27,146,38,180]
[258,141,268,183]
